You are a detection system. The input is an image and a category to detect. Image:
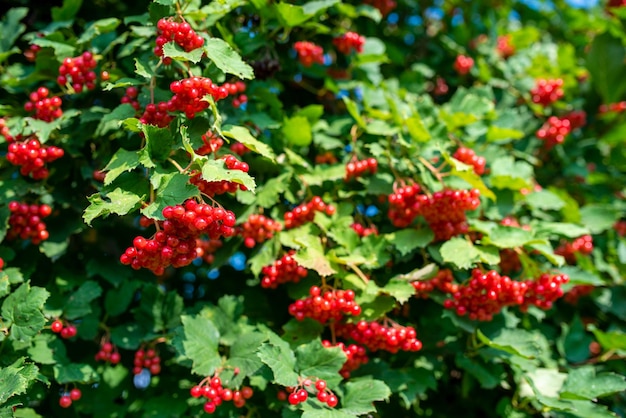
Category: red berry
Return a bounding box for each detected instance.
[59,395,72,408]
[69,388,82,401]
[51,320,64,333]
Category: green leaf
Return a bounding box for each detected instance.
[105,280,141,317]
[477,328,547,359]
[200,158,256,192]
[103,148,142,186]
[203,38,254,79]
[486,126,524,142]
[587,325,626,351]
[560,366,626,400]
[0,8,27,54]
[342,97,366,128]
[222,125,276,161]
[440,237,480,269]
[456,353,501,389]
[63,280,102,320]
[53,363,99,384]
[295,339,345,386]
[27,334,69,365]
[385,229,434,255]
[257,334,299,386]
[256,172,292,208]
[227,331,268,378]
[162,41,205,63]
[586,32,626,103]
[0,358,38,404]
[95,104,138,137]
[77,18,120,44]
[445,153,496,201]
[532,222,590,239]
[482,226,538,248]
[141,172,199,220]
[579,205,621,234]
[31,38,75,60]
[563,316,593,363]
[84,187,144,225]
[283,115,312,147]
[282,318,324,348]
[489,156,534,190]
[379,278,416,304]
[301,408,354,418]
[293,238,337,276]
[51,0,83,21]
[341,379,392,415]
[1,283,49,343]
[141,124,175,162]
[525,190,565,211]
[180,313,222,376]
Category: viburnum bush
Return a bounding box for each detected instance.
[1,0,626,417]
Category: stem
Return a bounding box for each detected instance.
[348,263,369,284]
[418,155,444,184]
[167,157,187,174]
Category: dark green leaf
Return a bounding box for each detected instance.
[203,38,254,79]
[1,283,49,343]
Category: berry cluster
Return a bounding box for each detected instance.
[190,375,253,413]
[260,250,308,288]
[333,32,366,55]
[195,131,224,156]
[412,269,457,298]
[442,269,528,321]
[289,286,361,323]
[251,57,281,80]
[432,76,449,96]
[530,78,564,106]
[453,147,486,175]
[387,183,423,227]
[121,86,141,110]
[237,213,283,248]
[345,157,378,181]
[536,116,571,149]
[499,248,522,275]
[521,273,569,311]
[363,0,397,16]
[322,340,369,379]
[57,51,98,93]
[0,257,4,270]
[155,18,204,65]
[419,189,481,241]
[196,238,223,264]
[50,319,77,339]
[496,35,515,58]
[133,347,161,376]
[229,142,250,156]
[335,320,422,353]
[555,235,593,264]
[614,220,626,237]
[94,341,121,365]
[59,389,82,409]
[563,284,595,305]
[223,81,248,108]
[284,197,335,229]
[7,137,64,179]
[293,41,325,67]
[453,55,474,75]
[24,87,63,122]
[190,155,249,196]
[139,101,174,128]
[120,200,236,275]
[599,101,626,114]
[350,222,378,237]
[564,110,587,130]
[285,378,338,407]
[315,151,338,165]
[0,117,14,141]
[167,77,229,119]
[6,201,52,244]
[24,43,41,62]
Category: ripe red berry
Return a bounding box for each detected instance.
[69,388,82,401]
[51,320,64,333]
[59,395,72,408]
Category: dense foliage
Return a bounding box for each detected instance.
[1,0,626,416]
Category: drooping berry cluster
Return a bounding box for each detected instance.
[155,18,204,65]
[453,55,474,75]
[563,284,595,305]
[536,116,571,148]
[530,78,564,106]
[599,101,626,114]
[167,77,229,118]
[520,273,569,311]
[260,250,308,288]
[350,222,378,237]
[333,32,366,55]
[223,81,248,108]
[412,269,458,298]
[195,131,224,156]
[345,157,378,181]
[24,87,63,122]
[289,286,362,323]
[51,319,77,339]
[564,110,587,130]
[189,375,253,413]
[284,196,336,229]
[237,213,283,248]
[442,269,528,321]
[190,155,249,196]
[387,183,423,228]
[195,238,223,264]
[432,76,449,96]
[322,340,369,379]
[120,200,236,275]
[555,235,593,264]
[24,43,41,62]
[418,189,481,241]
[285,378,338,407]
[7,137,64,179]
[133,347,161,376]
[453,147,486,175]
[57,51,98,92]
[94,341,121,365]
[363,0,397,16]
[293,41,325,67]
[335,320,423,353]
[139,101,174,128]
[121,86,141,110]
[6,201,52,244]
[59,389,82,409]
